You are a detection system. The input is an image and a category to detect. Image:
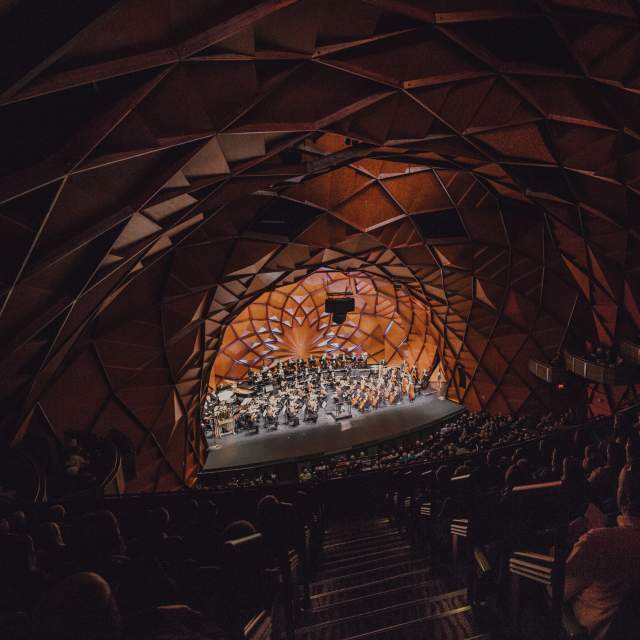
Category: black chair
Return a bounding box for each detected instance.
[218,532,277,640]
[506,481,568,640]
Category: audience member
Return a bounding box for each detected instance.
[564,465,640,639]
[32,572,122,640]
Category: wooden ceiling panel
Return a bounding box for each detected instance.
[2,0,639,489]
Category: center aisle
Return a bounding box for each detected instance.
[298,516,486,640]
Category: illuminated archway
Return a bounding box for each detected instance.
[212,270,436,386]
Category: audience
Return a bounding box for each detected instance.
[564,464,640,639]
[583,342,623,368]
[0,403,638,640]
[294,410,573,483]
[589,442,625,512]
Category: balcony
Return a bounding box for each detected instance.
[564,351,640,385]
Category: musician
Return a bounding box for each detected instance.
[304,397,319,422]
[260,366,272,386]
[208,358,429,440]
[265,402,278,430]
[286,398,300,427]
[283,359,292,376]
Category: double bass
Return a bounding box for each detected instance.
[408,376,416,402]
[401,374,409,397]
[420,369,430,392]
[369,385,380,409]
[358,387,370,412]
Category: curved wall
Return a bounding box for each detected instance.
[212,270,435,385]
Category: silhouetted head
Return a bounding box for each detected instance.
[582,444,603,473]
[486,449,499,469]
[617,465,640,517]
[200,500,219,526]
[0,533,37,575]
[32,572,121,640]
[7,510,27,533]
[33,522,65,551]
[147,507,170,534]
[626,436,640,466]
[77,510,123,557]
[606,442,625,470]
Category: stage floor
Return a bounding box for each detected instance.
[202,394,463,473]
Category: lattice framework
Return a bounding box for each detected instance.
[1,1,639,488]
[213,270,435,385]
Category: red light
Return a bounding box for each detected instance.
[556,383,566,390]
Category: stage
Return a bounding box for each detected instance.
[202,393,463,474]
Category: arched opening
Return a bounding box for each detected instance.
[211,269,437,388]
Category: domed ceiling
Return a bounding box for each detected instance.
[1,0,639,489]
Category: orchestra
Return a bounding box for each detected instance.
[202,352,434,440]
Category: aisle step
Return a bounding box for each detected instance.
[304,516,479,640]
[304,588,466,634]
[311,567,434,607]
[309,579,450,624]
[325,518,391,536]
[323,529,401,551]
[335,605,474,640]
[318,548,413,579]
[323,527,395,544]
[323,538,405,563]
[312,559,429,595]
[321,544,411,570]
